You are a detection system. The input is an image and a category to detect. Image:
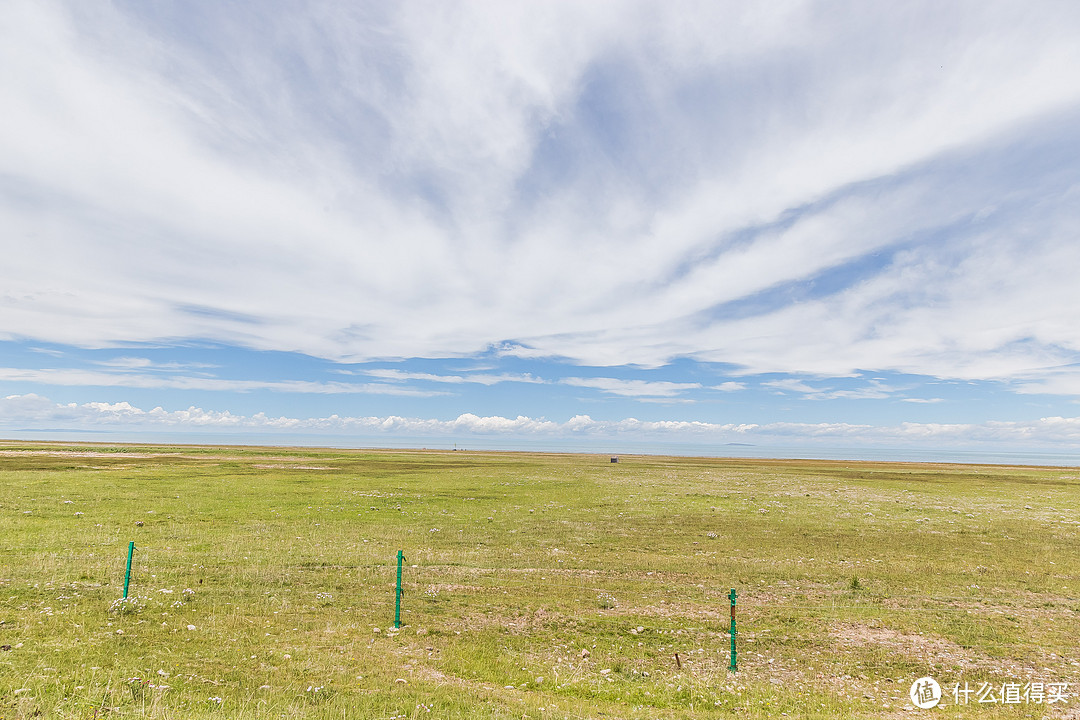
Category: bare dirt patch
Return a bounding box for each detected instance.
[831,622,1044,679]
[0,450,175,459]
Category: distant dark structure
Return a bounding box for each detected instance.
[610,456,619,463]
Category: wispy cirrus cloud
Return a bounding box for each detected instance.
[764,379,823,395]
[93,357,217,372]
[764,378,902,401]
[1,0,1078,390]
[1012,367,1080,397]
[357,369,545,386]
[711,382,746,393]
[0,367,444,396]
[560,377,702,398]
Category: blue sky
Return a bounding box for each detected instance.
[3,1,1080,454]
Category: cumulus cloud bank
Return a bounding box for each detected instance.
[2,0,1080,389]
[5,394,1080,449]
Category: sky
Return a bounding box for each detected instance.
[3,1,1080,457]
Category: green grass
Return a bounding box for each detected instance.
[1,442,1078,718]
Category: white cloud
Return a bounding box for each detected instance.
[711,382,746,392]
[817,381,900,401]
[359,369,545,386]
[1012,367,1080,397]
[94,357,217,371]
[561,377,702,398]
[29,347,65,358]
[764,379,822,395]
[762,378,901,400]
[95,357,154,369]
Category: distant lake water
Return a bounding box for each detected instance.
[6,429,1080,467]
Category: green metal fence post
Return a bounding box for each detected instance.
[729,587,737,672]
[394,550,404,629]
[123,542,136,599]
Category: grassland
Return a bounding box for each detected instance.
[0,442,1078,719]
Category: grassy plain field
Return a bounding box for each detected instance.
[0,442,1078,719]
